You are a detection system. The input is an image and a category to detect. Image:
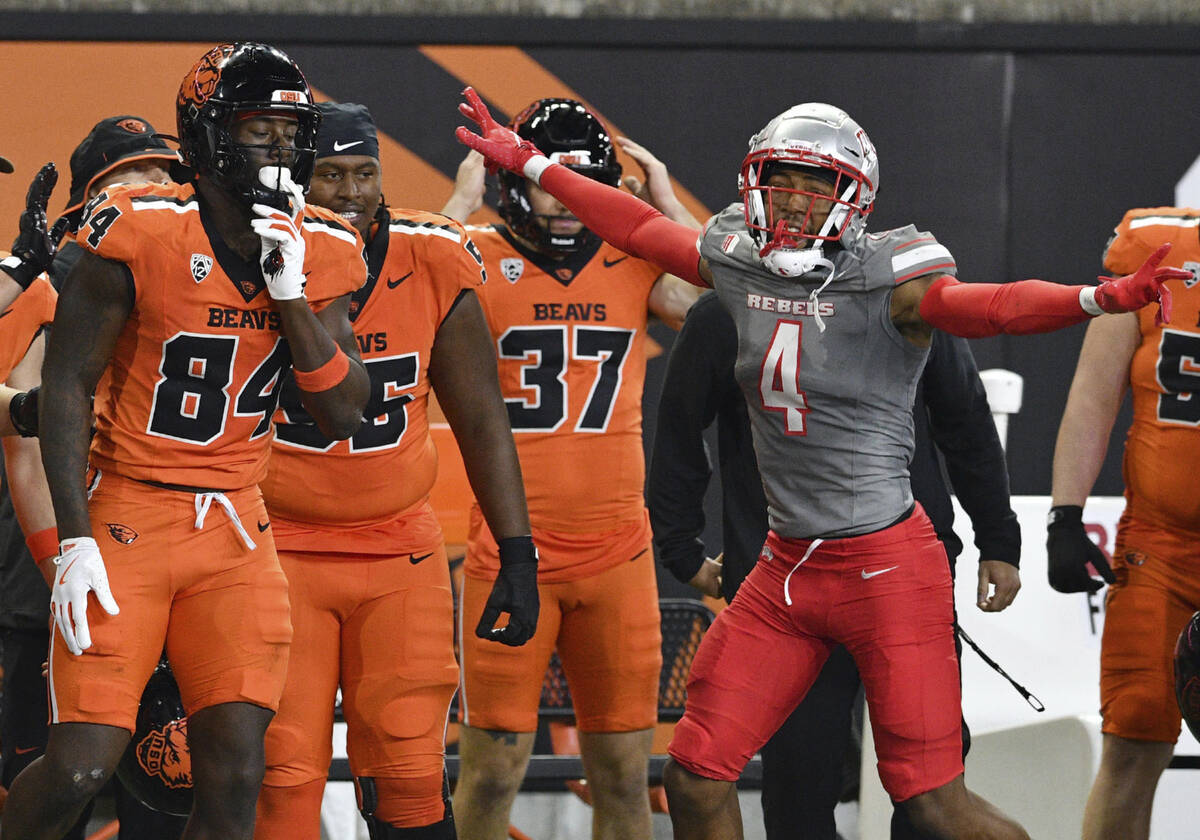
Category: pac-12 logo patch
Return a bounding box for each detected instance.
[106,523,139,544]
[190,254,213,283]
[500,257,524,283]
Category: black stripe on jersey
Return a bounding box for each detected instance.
[496,225,603,287]
[129,195,197,208]
[349,204,390,323]
[388,218,462,239]
[197,194,266,304]
[302,215,357,235]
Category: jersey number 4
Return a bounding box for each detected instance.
[760,320,810,435]
[499,325,634,433]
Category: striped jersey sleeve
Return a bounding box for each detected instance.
[890,230,957,284]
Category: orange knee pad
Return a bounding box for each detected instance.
[254,778,325,840]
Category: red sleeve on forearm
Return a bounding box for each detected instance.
[918,275,1091,338]
[539,164,706,286]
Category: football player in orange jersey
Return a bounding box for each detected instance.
[253,102,537,840]
[0,43,370,840]
[441,99,699,840]
[1050,208,1200,840]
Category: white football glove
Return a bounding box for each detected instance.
[251,166,308,301]
[51,537,120,656]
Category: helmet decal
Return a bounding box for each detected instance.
[177,44,234,109]
[134,718,193,790]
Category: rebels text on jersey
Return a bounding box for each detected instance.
[262,208,485,536]
[700,204,957,539]
[75,181,365,491]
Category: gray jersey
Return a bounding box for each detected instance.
[700,204,958,539]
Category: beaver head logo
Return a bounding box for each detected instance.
[135,718,192,790]
[177,44,234,109]
[106,523,139,545]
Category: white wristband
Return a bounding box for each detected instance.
[0,255,23,271]
[523,156,553,185]
[1079,286,1104,317]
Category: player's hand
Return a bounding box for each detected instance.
[440,150,487,223]
[1046,505,1115,594]
[476,535,540,646]
[455,87,545,178]
[1,163,69,291]
[687,553,723,599]
[51,537,119,656]
[616,137,701,229]
[976,560,1020,612]
[251,166,308,301]
[1094,242,1192,326]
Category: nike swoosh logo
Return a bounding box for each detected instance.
[602,257,628,268]
[387,271,414,289]
[257,520,270,533]
[333,140,364,152]
[861,565,899,579]
[57,558,77,587]
[13,745,38,755]
[409,552,433,565]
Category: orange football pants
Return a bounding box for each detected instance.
[458,542,661,733]
[1101,515,1200,742]
[257,543,457,835]
[48,470,291,732]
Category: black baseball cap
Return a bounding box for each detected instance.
[62,115,180,222]
[315,103,380,161]
[0,154,13,174]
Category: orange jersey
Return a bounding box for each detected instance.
[469,225,661,535]
[75,181,365,491]
[262,208,485,549]
[0,267,55,380]
[1104,207,1200,533]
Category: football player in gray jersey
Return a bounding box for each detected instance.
[455,90,1187,840]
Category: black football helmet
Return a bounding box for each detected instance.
[176,42,321,208]
[498,98,621,254]
[115,656,193,817]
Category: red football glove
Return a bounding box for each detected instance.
[455,86,546,178]
[1094,242,1192,326]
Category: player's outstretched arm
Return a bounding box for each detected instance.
[429,289,538,646]
[907,243,1190,339]
[456,87,708,287]
[40,251,128,653]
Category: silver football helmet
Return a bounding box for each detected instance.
[739,103,879,276]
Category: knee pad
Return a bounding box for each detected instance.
[355,774,454,839]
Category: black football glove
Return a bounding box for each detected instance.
[8,386,39,438]
[1,163,69,291]
[475,535,539,646]
[1046,505,1115,594]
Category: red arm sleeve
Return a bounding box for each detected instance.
[538,164,707,287]
[918,275,1092,338]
